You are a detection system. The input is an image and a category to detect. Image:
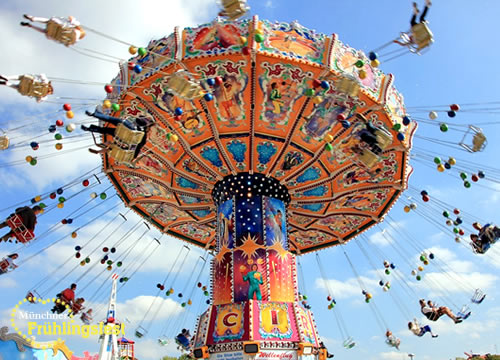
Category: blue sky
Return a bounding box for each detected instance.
[0,1,500,360]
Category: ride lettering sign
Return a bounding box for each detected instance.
[212,303,245,342]
[254,350,297,360]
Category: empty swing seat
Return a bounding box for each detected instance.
[166,75,204,100]
[471,289,486,304]
[471,132,487,152]
[411,22,434,51]
[335,76,360,98]
[0,135,9,150]
[135,326,147,338]
[6,214,34,244]
[343,337,356,349]
[221,0,249,20]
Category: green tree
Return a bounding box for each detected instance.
[161,356,178,360]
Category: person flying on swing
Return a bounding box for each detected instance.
[394,1,432,47]
[419,299,463,324]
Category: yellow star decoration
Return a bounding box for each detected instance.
[214,244,231,264]
[238,233,262,260]
[9,295,75,355]
[268,239,290,262]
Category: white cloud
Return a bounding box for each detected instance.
[315,275,379,300]
[369,221,406,246]
[0,276,18,289]
[378,351,407,360]
[116,295,184,324]
[135,338,181,360]
[429,317,498,339]
[409,246,498,296]
[413,271,497,297]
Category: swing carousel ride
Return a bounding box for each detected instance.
[0,1,499,359]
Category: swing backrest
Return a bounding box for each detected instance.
[167,76,204,100]
[374,129,393,150]
[109,144,136,163]
[357,148,378,168]
[471,132,487,152]
[336,76,360,98]
[7,214,34,244]
[411,23,434,51]
[343,338,356,349]
[135,326,147,338]
[114,124,144,145]
[0,135,9,150]
[18,75,35,96]
[221,0,249,20]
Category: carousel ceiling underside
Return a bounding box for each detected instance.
[103,17,415,254]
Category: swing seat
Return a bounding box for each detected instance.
[335,75,360,98]
[6,214,34,244]
[221,0,249,20]
[18,75,50,98]
[114,124,144,145]
[135,326,147,338]
[471,132,487,152]
[457,306,471,320]
[81,313,92,325]
[25,291,39,303]
[411,22,434,51]
[0,135,9,150]
[71,303,83,315]
[471,289,486,304]
[385,338,400,349]
[343,337,355,349]
[46,20,78,46]
[166,75,204,100]
[375,129,393,150]
[109,145,136,163]
[458,311,471,320]
[175,338,190,352]
[158,338,169,346]
[18,75,35,96]
[357,148,378,168]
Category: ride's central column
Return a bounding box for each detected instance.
[211,172,296,305]
[190,173,321,357]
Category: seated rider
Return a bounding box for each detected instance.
[0,74,53,102]
[82,109,150,135]
[408,319,438,338]
[0,205,41,242]
[385,330,401,350]
[419,299,462,324]
[0,254,19,274]
[175,329,191,351]
[72,298,85,315]
[81,308,93,325]
[470,222,499,254]
[394,1,432,47]
[319,341,334,358]
[52,283,77,313]
[20,15,85,47]
[357,121,382,154]
[83,109,153,159]
[470,234,489,254]
[475,222,499,243]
